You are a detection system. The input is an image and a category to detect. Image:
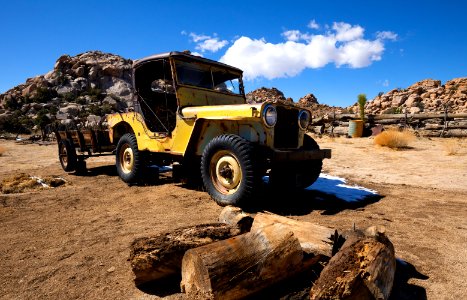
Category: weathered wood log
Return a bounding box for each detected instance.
[424,122,467,130]
[325,126,348,136]
[309,226,396,300]
[218,206,253,233]
[129,223,241,286]
[417,128,467,137]
[371,113,467,120]
[251,212,337,257]
[180,223,304,300]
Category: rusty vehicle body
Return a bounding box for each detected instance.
[56,51,331,206]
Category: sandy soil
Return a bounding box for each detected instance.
[0,136,466,299]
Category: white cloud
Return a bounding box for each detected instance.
[220,22,392,80]
[376,31,398,41]
[332,22,364,41]
[282,30,301,42]
[308,19,320,30]
[382,79,389,87]
[187,32,228,53]
[281,30,312,42]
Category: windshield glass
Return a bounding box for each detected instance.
[175,60,243,95]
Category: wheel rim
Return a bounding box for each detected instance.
[59,143,68,167]
[119,144,134,174]
[210,150,242,195]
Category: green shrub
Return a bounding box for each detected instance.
[30,87,57,103]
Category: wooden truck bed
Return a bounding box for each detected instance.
[55,129,115,157]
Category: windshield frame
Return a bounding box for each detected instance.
[172,58,245,96]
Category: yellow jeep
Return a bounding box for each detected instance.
[58,51,331,206]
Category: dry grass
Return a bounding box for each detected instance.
[0,173,67,194]
[442,138,462,156]
[374,128,416,149]
[0,146,5,156]
[0,173,38,194]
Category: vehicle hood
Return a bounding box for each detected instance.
[181,103,263,119]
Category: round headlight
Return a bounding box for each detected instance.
[262,105,277,127]
[298,110,311,130]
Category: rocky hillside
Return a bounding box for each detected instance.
[0,51,133,132]
[349,78,467,115]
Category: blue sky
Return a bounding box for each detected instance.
[1,0,466,107]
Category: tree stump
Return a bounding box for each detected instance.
[129,223,241,286]
[180,223,304,300]
[309,226,396,300]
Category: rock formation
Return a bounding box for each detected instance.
[0,51,133,132]
[349,78,467,115]
[246,87,292,104]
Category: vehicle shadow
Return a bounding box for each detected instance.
[73,166,382,216]
[75,165,118,177]
[244,182,383,216]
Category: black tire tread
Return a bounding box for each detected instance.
[201,134,257,206]
[59,139,77,172]
[116,133,144,184]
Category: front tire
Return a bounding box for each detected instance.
[116,133,144,184]
[269,135,322,189]
[201,134,257,206]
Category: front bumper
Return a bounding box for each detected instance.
[272,149,331,162]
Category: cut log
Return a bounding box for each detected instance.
[325,126,348,136]
[218,206,253,233]
[309,226,396,300]
[129,223,241,286]
[180,223,304,300]
[251,212,336,257]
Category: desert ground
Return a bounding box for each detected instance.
[0,136,466,299]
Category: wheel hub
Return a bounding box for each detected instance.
[211,152,242,194]
[120,145,134,174]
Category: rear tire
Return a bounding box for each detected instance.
[58,139,77,172]
[201,134,258,206]
[116,133,144,184]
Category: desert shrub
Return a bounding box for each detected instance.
[85,88,103,102]
[75,97,87,105]
[374,128,415,149]
[1,110,33,133]
[0,146,5,156]
[3,97,21,110]
[442,139,461,156]
[31,87,57,103]
[62,92,76,103]
[88,103,112,116]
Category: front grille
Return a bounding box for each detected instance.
[274,106,299,148]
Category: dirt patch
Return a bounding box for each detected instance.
[0,138,466,299]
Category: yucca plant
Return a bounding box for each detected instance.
[357,93,367,120]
